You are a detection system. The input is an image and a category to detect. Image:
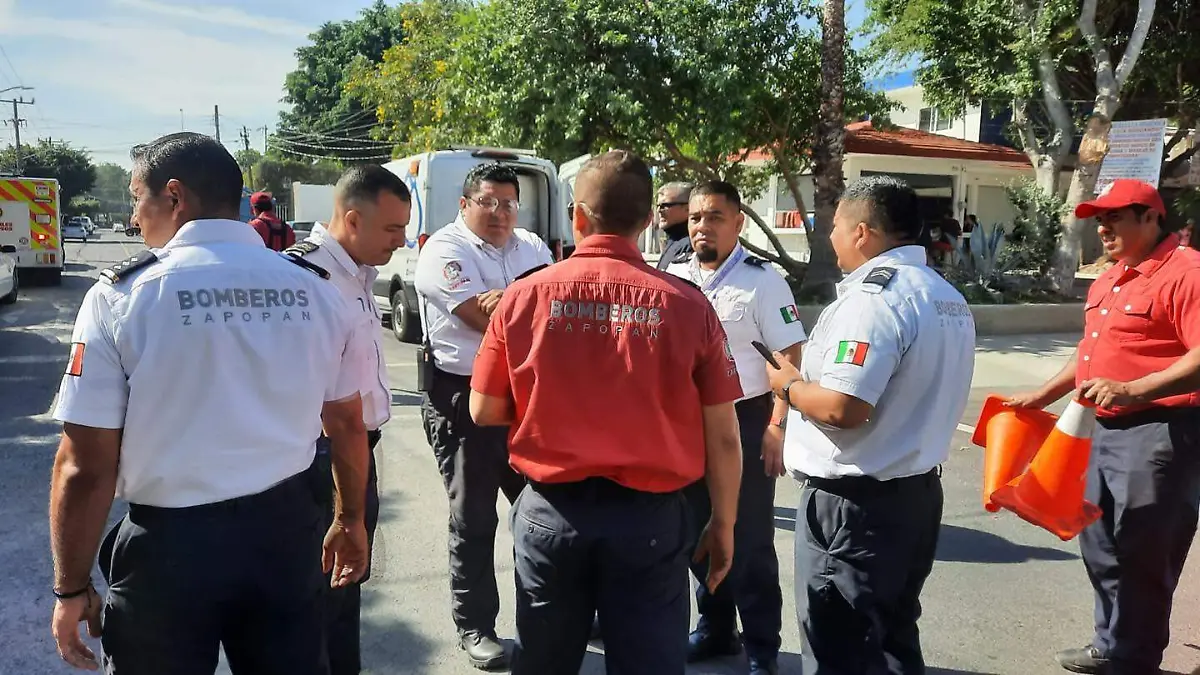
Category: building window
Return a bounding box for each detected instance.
[918,107,955,132]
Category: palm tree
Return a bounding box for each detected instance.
[804,0,846,301]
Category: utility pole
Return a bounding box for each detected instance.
[2,96,34,173]
[239,126,254,188]
[259,125,268,154]
[213,104,221,143]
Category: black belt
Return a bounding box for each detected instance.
[1097,406,1200,431]
[802,467,941,501]
[529,477,676,501]
[433,366,471,385]
[736,392,774,409]
[128,468,309,520]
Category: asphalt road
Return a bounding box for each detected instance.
[1,232,1195,675]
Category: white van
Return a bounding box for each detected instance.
[375,147,571,342]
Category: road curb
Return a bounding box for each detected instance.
[796,303,1084,337]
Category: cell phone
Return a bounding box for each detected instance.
[751,340,781,369]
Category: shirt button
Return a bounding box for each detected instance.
[1101,309,1109,316]
[1125,304,1132,311]
[1091,332,1099,338]
[1084,355,1091,362]
[1113,286,1121,293]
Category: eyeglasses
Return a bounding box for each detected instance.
[471,196,520,214]
[656,202,687,210]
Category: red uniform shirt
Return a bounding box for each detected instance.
[250,213,296,252]
[1077,233,1200,417]
[471,234,744,493]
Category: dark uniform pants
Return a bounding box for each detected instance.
[685,392,782,661]
[794,469,943,675]
[1080,408,1200,674]
[510,479,691,675]
[316,429,383,675]
[97,468,327,675]
[421,367,525,634]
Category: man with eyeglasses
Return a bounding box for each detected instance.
[655,182,694,271]
[414,162,554,670]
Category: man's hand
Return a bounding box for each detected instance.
[692,519,734,594]
[1080,378,1139,409]
[322,517,369,588]
[477,290,504,316]
[762,425,785,478]
[1002,391,1051,409]
[51,585,102,670]
[766,350,802,397]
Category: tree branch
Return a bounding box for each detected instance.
[1165,142,1199,175]
[1079,0,1117,99]
[1113,0,1158,91]
[1165,125,1190,156]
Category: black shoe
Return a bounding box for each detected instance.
[590,615,602,640]
[460,631,508,671]
[686,629,742,663]
[748,657,779,675]
[1056,645,1110,674]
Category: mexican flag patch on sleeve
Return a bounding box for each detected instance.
[834,340,869,366]
[779,304,801,324]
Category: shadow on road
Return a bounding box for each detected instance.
[359,583,437,674]
[936,524,1077,563]
[774,505,796,532]
[975,333,1079,356]
[928,669,1002,675]
[391,389,424,407]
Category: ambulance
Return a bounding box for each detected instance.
[0,176,64,284]
[374,147,571,342]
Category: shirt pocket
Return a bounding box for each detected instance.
[1110,296,1154,343]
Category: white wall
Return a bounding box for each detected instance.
[886,85,983,143]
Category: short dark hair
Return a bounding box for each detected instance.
[463,162,520,199]
[691,181,742,210]
[130,132,243,214]
[573,150,653,235]
[839,176,922,243]
[336,164,412,209]
[1128,204,1167,230]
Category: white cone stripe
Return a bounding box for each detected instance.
[1055,399,1096,439]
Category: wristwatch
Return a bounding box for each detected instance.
[776,377,802,408]
[770,416,787,430]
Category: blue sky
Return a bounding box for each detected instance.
[0,0,876,170]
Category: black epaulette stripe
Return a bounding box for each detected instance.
[284,241,320,257]
[676,277,702,292]
[743,256,767,267]
[100,250,159,284]
[863,266,897,288]
[286,253,330,280]
[514,264,548,281]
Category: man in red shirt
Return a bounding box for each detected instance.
[249,191,296,252]
[1008,179,1200,675]
[469,151,745,675]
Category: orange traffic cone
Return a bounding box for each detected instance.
[990,398,1102,541]
[972,395,1059,512]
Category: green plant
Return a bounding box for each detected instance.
[1001,181,1066,284]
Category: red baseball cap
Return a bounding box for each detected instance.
[1075,179,1166,219]
[250,191,274,209]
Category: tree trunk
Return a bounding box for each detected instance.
[804,0,846,303]
[740,204,809,284]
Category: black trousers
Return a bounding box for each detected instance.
[316,429,383,675]
[98,468,327,675]
[685,392,782,661]
[794,469,943,675]
[510,479,691,675]
[1080,408,1200,674]
[421,367,525,634]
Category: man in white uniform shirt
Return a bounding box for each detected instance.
[414,162,554,669]
[48,133,372,675]
[665,181,806,675]
[286,164,412,675]
[766,176,975,675]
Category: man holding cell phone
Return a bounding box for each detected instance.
[664,181,807,675]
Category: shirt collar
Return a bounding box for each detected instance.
[836,245,926,295]
[1130,233,1182,278]
[162,219,266,250]
[309,223,363,279]
[571,234,647,262]
[452,214,521,254]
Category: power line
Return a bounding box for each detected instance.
[266,139,392,162]
[0,43,25,86]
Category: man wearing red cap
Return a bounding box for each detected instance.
[250,191,296,252]
[1008,179,1200,674]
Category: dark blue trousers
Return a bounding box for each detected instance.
[685,393,782,661]
[1081,408,1200,675]
[510,479,691,675]
[794,469,943,675]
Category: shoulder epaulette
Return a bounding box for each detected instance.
[743,255,767,267]
[284,241,320,257]
[514,264,548,281]
[100,250,159,284]
[862,266,897,290]
[671,247,694,265]
[285,253,330,280]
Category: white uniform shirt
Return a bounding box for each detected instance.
[414,216,553,376]
[53,219,369,508]
[782,245,975,481]
[297,224,390,430]
[665,244,808,400]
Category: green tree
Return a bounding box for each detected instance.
[353,0,888,289]
[91,163,132,217]
[278,0,405,161]
[0,140,97,213]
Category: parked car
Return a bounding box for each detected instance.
[61,221,89,241]
[112,222,126,232]
[0,244,18,305]
[288,221,319,240]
